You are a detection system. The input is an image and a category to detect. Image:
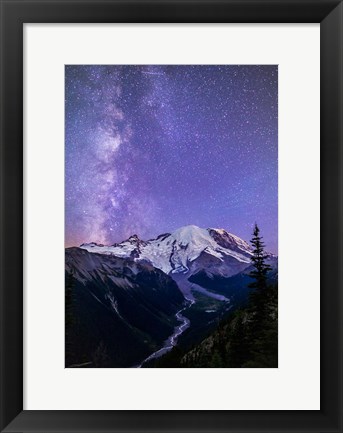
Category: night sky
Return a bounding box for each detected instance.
[65,65,278,253]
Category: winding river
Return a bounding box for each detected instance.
[135,279,230,368]
[136,298,195,368]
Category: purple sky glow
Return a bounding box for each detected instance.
[65,65,278,253]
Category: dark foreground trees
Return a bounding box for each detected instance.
[244,223,277,367]
[151,224,278,368]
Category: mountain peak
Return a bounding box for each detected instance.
[172,225,202,234]
[124,234,148,249]
[80,242,104,248]
[128,234,140,242]
[170,225,209,245]
[208,228,251,252]
[79,224,254,277]
[182,224,201,230]
[209,228,228,235]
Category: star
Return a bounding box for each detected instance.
[65,65,278,253]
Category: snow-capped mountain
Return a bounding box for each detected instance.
[66,225,277,367]
[80,225,253,278]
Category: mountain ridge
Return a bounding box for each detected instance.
[80,225,261,279]
[66,225,277,367]
[65,247,185,367]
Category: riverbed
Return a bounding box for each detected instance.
[136,298,194,367]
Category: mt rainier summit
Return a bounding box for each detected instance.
[66,225,277,367]
[81,225,256,280]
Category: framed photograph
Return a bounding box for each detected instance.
[64,63,279,370]
[0,0,342,432]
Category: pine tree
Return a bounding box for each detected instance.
[248,223,272,292]
[248,224,271,324]
[227,310,250,367]
[65,271,75,329]
[65,271,75,365]
[92,341,110,367]
[245,224,278,367]
[210,350,223,368]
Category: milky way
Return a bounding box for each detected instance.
[65,65,278,252]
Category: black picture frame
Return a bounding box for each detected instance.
[1,0,342,432]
